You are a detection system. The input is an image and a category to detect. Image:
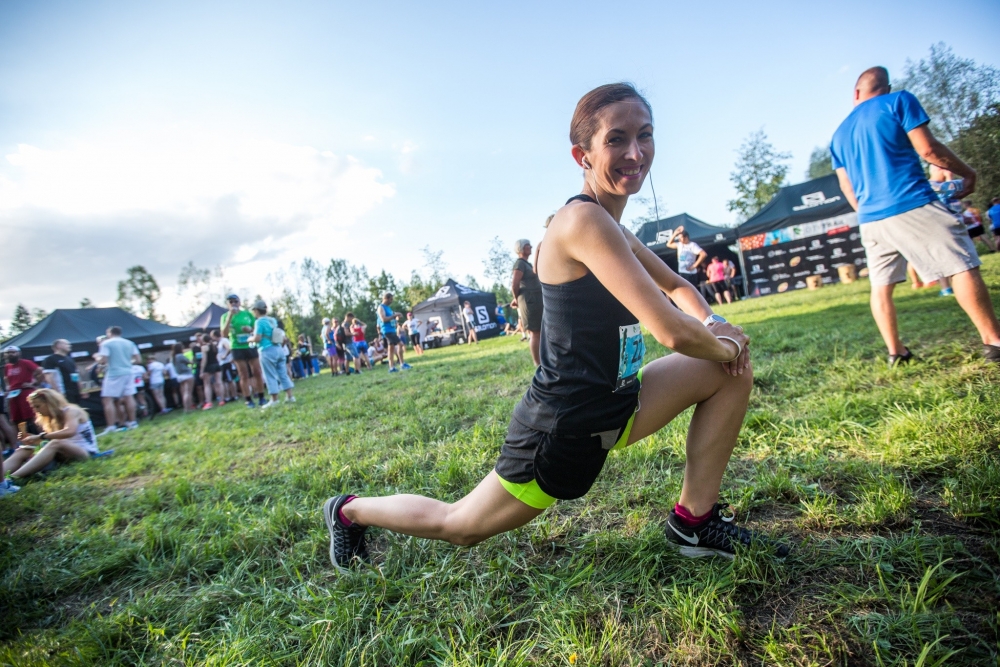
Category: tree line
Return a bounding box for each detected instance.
[3,242,519,344]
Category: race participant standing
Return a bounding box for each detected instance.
[705,256,733,305]
[94,326,141,433]
[831,67,1000,365]
[463,301,479,344]
[349,314,372,369]
[376,292,411,373]
[199,334,224,409]
[405,312,424,355]
[146,356,169,414]
[41,339,81,404]
[1,389,99,494]
[296,334,314,378]
[249,300,295,407]
[212,329,237,402]
[3,346,42,432]
[961,199,985,241]
[220,294,266,407]
[511,240,543,365]
[323,83,783,572]
[329,318,348,375]
[665,226,707,287]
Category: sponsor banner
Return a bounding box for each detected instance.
[745,226,867,297]
[738,212,859,251]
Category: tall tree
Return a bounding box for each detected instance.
[420,246,447,287]
[117,265,162,321]
[483,237,513,286]
[10,304,33,335]
[896,43,1000,143]
[952,104,1000,213]
[807,146,834,179]
[79,298,95,308]
[627,195,667,233]
[727,129,790,221]
[31,309,48,323]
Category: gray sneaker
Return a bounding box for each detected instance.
[322,495,370,572]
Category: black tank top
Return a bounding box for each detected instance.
[204,343,218,366]
[512,195,644,435]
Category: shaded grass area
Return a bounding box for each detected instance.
[2,257,1000,665]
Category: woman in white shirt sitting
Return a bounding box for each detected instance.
[3,389,99,482]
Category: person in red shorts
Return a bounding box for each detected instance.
[3,346,43,430]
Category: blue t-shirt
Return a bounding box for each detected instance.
[377,304,397,334]
[989,203,1000,230]
[254,317,276,350]
[830,91,938,224]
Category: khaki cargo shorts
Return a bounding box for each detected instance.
[860,201,981,286]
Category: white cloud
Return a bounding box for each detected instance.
[0,124,395,323]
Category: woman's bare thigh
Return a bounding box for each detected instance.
[626,354,731,446]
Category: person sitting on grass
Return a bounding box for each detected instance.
[0,389,100,496]
[322,82,787,572]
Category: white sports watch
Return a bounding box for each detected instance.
[703,314,727,326]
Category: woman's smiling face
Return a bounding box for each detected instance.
[582,100,654,197]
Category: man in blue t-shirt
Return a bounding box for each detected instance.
[831,66,1000,366]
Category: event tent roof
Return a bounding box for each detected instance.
[186,303,227,330]
[2,307,200,362]
[636,213,737,251]
[737,173,856,237]
[411,279,501,340]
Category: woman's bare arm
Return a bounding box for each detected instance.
[555,207,743,362]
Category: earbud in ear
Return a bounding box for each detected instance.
[582,159,591,170]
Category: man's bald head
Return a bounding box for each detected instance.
[854,67,890,104]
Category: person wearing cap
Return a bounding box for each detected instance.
[3,346,43,432]
[376,292,411,373]
[511,239,544,365]
[220,293,266,408]
[248,299,295,407]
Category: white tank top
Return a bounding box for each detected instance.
[62,408,99,455]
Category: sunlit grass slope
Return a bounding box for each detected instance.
[2,255,999,665]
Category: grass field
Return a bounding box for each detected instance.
[2,255,1000,666]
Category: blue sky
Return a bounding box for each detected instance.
[2,0,998,325]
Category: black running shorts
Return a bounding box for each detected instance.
[232,348,259,362]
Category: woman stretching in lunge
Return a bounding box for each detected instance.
[324,83,787,569]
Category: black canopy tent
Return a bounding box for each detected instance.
[2,307,201,362]
[186,303,227,331]
[635,213,742,294]
[411,279,500,344]
[736,174,865,298]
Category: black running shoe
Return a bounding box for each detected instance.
[664,503,789,559]
[983,344,1000,364]
[887,348,914,367]
[322,495,370,572]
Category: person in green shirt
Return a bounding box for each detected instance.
[220,294,266,408]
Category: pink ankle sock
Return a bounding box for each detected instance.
[337,496,357,527]
[674,503,712,528]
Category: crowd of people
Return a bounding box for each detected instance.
[0,291,434,496]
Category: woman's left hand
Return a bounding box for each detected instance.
[718,324,751,377]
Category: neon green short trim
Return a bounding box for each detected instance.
[612,366,643,450]
[498,368,644,508]
[496,475,557,509]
